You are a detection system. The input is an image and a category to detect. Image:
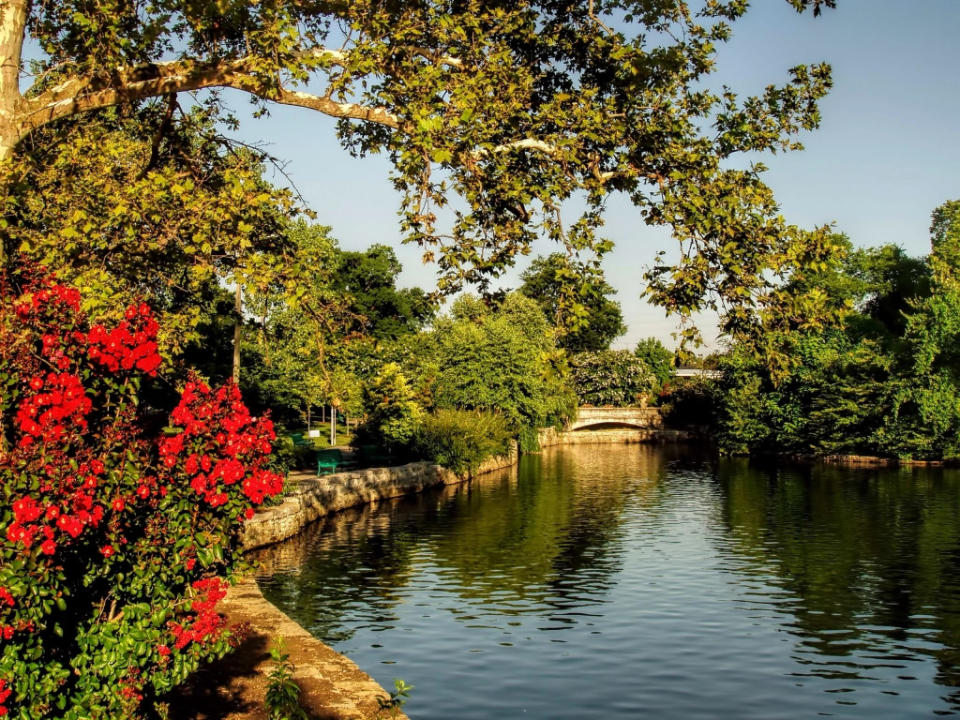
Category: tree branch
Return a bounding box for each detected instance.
[19,53,403,139]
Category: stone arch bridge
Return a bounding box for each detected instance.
[567,406,662,432]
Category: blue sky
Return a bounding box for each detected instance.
[233,0,960,350]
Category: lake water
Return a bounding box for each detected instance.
[254,445,960,719]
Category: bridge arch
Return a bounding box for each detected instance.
[567,407,662,432]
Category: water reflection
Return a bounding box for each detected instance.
[254,447,669,638]
[715,459,960,710]
[256,446,960,719]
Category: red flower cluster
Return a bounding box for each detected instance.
[15,372,92,447]
[0,677,11,717]
[87,303,161,376]
[1,618,34,641]
[159,380,283,511]
[0,268,287,718]
[6,459,106,553]
[13,282,80,319]
[167,578,229,650]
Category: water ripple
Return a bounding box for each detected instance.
[256,446,960,719]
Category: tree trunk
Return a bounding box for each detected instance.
[306,404,312,432]
[0,0,28,266]
[329,406,337,446]
[0,0,26,162]
[232,283,242,382]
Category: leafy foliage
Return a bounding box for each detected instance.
[714,201,960,459]
[360,363,425,454]
[568,351,656,407]
[0,265,284,718]
[715,333,891,454]
[413,409,512,477]
[660,377,718,430]
[265,640,308,720]
[3,106,299,359]
[332,245,435,341]
[518,254,625,352]
[427,293,576,436]
[376,678,413,719]
[634,338,675,388]
[2,0,841,347]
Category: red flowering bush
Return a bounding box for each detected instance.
[0,265,285,718]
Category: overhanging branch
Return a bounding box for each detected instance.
[18,51,406,139]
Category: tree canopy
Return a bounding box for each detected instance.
[518,253,625,352]
[426,292,576,441]
[714,200,960,460]
[2,105,299,357]
[0,0,838,343]
[332,245,434,341]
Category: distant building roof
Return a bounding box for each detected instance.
[673,368,722,379]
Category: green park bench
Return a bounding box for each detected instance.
[289,432,314,448]
[316,448,359,476]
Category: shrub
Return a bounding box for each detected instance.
[0,265,284,718]
[269,434,317,474]
[413,409,512,476]
[265,640,308,720]
[660,377,717,430]
[359,363,424,454]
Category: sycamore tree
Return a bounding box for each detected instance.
[0,0,839,344]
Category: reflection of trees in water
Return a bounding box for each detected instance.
[543,446,671,609]
[716,459,960,696]
[426,445,673,610]
[255,503,422,642]
[257,445,677,640]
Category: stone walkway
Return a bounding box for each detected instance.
[168,579,404,720]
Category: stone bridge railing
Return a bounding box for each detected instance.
[568,406,663,432]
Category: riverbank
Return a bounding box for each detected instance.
[242,446,519,552]
[167,578,397,720]
[783,452,960,468]
[196,425,687,719]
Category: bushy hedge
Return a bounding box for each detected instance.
[413,409,512,476]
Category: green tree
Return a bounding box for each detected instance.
[3,106,299,359]
[881,200,960,459]
[568,350,657,407]
[634,338,675,388]
[240,220,357,427]
[0,1,838,342]
[427,293,575,442]
[362,363,425,452]
[518,253,625,352]
[716,331,892,455]
[332,245,434,341]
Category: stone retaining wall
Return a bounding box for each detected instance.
[242,446,517,552]
[169,578,399,720]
